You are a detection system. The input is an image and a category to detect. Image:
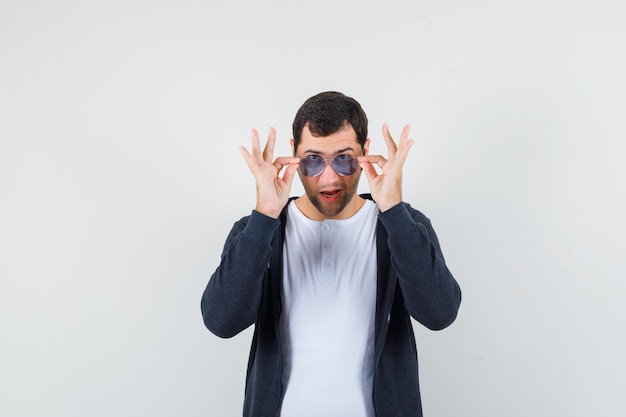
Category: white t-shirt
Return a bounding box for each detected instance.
[279,200,379,417]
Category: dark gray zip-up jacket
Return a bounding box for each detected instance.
[202,195,461,416]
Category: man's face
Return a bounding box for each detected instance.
[291,124,369,220]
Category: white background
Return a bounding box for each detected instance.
[1,1,625,416]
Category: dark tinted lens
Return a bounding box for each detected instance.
[331,156,358,176]
[299,156,358,177]
[299,156,325,177]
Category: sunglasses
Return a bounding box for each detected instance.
[299,155,359,177]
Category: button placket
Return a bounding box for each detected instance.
[320,221,333,282]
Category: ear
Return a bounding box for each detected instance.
[290,138,295,156]
[363,138,370,155]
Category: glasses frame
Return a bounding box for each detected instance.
[298,155,359,177]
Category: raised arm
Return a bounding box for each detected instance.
[201,128,299,337]
[379,203,461,330]
[201,211,279,338]
[360,124,460,329]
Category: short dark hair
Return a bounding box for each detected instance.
[292,91,368,153]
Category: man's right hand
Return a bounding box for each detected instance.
[240,127,300,219]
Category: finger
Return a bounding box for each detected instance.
[239,146,257,173]
[399,125,411,144]
[262,127,276,162]
[382,123,398,157]
[250,129,263,161]
[281,161,300,188]
[358,155,387,168]
[273,156,300,171]
[395,125,415,161]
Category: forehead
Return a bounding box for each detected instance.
[298,124,360,155]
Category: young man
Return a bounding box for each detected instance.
[201,91,461,417]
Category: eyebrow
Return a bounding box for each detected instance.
[301,147,357,157]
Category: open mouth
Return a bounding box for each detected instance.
[320,190,340,202]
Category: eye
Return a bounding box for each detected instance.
[336,154,349,161]
[307,155,322,161]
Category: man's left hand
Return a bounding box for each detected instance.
[358,124,414,212]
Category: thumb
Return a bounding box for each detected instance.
[282,162,299,189]
[359,161,378,183]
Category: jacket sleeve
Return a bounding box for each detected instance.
[378,202,462,330]
[201,210,281,338]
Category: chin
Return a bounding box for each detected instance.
[309,194,354,219]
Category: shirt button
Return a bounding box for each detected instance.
[325,262,331,268]
[324,242,331,249]
[324,224,330,231]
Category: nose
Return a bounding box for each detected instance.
[318,161,340,183]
